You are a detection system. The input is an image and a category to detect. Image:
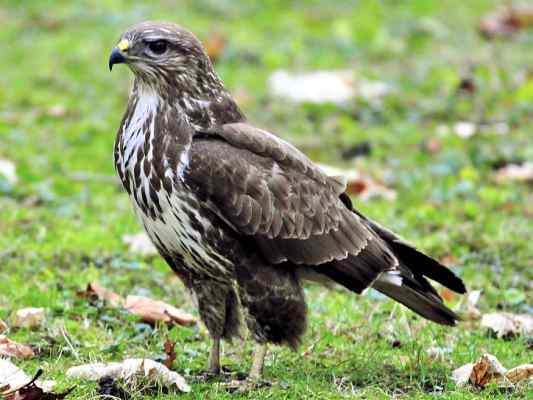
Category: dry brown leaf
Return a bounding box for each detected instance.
[481,312,533,338]
[453,353,533,388]
[1,368,72,400]
[66,358,190,393]
[0,361,58,397]
[457,77,476,95]
[163,340,177,370]
[122,232,158,257]
[505,364,533,384]
[494,162,533,183]
[470,354,507,387]
[439,288,457,303]
[11,308,45,329]
[0,336,34,359]
[204,31,226,62]
[439,254,460,266]
[84,282,124,307]
[0,319,7,333]
[80,283,194,327]
[125,295,195,326]
[480,5,533,39]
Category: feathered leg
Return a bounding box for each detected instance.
[208,337,221,374]
[248,343,267,380]
[192,281,241,377]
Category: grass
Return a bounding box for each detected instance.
[1,0,532,398]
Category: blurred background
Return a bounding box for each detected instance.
[0,1,532,398]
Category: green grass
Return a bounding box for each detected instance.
[1,0,532,398]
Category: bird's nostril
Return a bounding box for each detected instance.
[117,39,130,52]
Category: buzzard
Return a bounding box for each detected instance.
[109,21,466,381]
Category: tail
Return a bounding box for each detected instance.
[368,219,465,325]
[321,194,466,326]
[372,271,461,326]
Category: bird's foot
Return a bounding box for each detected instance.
[193,366,240,382]
[194,370,219,382]
[221,344,269,392]
[221,377,271,393]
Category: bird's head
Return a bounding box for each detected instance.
[109,21,225,97]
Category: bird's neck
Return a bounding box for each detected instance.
[132,71,245,131]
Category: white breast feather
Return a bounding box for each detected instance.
[122,91,232,279]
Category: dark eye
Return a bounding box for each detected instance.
[148,40,168,55]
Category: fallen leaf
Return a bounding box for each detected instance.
[162,340,177,370]
[80,283,194,327]
[0,159,17,185]
[317,163,396,201]
[494,162,533,183]
[453,121,477,138]
[470,353,507,387]
[1,368,72,400]
[268,70,390,104]
[505,364,533,384]
[122,232,158,257]
[46,105,66,118]
[481,312,533,338]
[204,31,226,63]
[66,358,190,393]
[11,308,45,329]
[0,336,34,359]
[453,354,533,388]
[0,319,7,333]
[439,288,457,303]
[0,360,34,393]
[480,5,533,39]
[269,70,354,104]
[83,282,124,307]
[462,289,482,321]
[452,362,475,386]
[457,77,476,95]
[439,254,460,266]
[125,295,195,326]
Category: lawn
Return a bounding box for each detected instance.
[0,0,532,399]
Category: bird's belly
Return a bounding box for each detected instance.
[132,190,234,279]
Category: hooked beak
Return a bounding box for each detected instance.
[108,39,129,71]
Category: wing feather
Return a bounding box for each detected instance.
[183,123,393,272]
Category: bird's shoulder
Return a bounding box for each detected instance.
[187,122,346,193]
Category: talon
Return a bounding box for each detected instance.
[221,378,271,393]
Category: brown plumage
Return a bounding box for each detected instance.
[109,21,466,381]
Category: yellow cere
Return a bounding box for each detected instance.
[117,39,129,52]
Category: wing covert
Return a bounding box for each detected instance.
[183,123,384,266]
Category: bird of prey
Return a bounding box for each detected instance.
[109,21,466,382]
